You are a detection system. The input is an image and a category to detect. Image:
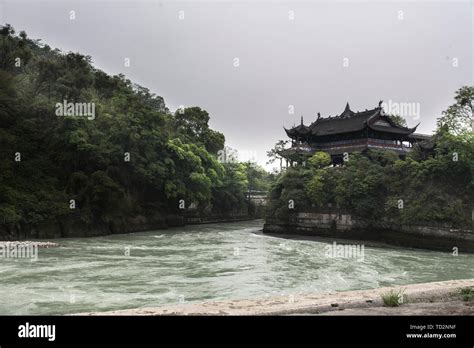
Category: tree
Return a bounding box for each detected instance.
[0,24,32,72]
[437,86,473,136]
[243,162,272,192]
[308,152,331,169]
[172,106,225,154]
[266,140,290,170]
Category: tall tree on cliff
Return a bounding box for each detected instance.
[266,140,290,170]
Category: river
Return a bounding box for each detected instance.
[1,220,473,315]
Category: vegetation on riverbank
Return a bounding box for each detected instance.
[1,24,472,239]
[0,25,272,238]
[381,289,406,307]
[266,86,473,229]
[460,287,474,302]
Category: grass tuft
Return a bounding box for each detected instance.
[381,289,406,307]
[460,287,474,301]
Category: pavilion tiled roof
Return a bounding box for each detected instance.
[285,102,418,138]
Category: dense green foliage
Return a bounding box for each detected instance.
[0,25,271,231]
[268,87,473,228]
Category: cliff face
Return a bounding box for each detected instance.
[263,212,474,252]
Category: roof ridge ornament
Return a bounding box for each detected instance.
[341,102,352,118]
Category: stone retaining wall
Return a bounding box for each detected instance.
[264,212,474,252]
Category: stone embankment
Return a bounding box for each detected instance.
[83,279,474,316]
[263,212,474,252]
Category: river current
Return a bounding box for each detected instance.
[1,220,473,314]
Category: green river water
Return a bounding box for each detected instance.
[1,220,473,314]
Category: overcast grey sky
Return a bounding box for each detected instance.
[1,0,472,170]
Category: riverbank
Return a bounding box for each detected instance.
[0,214,261,240]
[83,279,474,316]
[264,213,474,253]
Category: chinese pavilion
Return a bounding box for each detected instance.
[280,101,432,165]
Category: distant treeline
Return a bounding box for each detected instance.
[267,86,474,229]
[0,25,273,236]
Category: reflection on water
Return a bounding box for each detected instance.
[0,220,473,314]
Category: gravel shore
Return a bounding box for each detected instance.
[82,279,474,316]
